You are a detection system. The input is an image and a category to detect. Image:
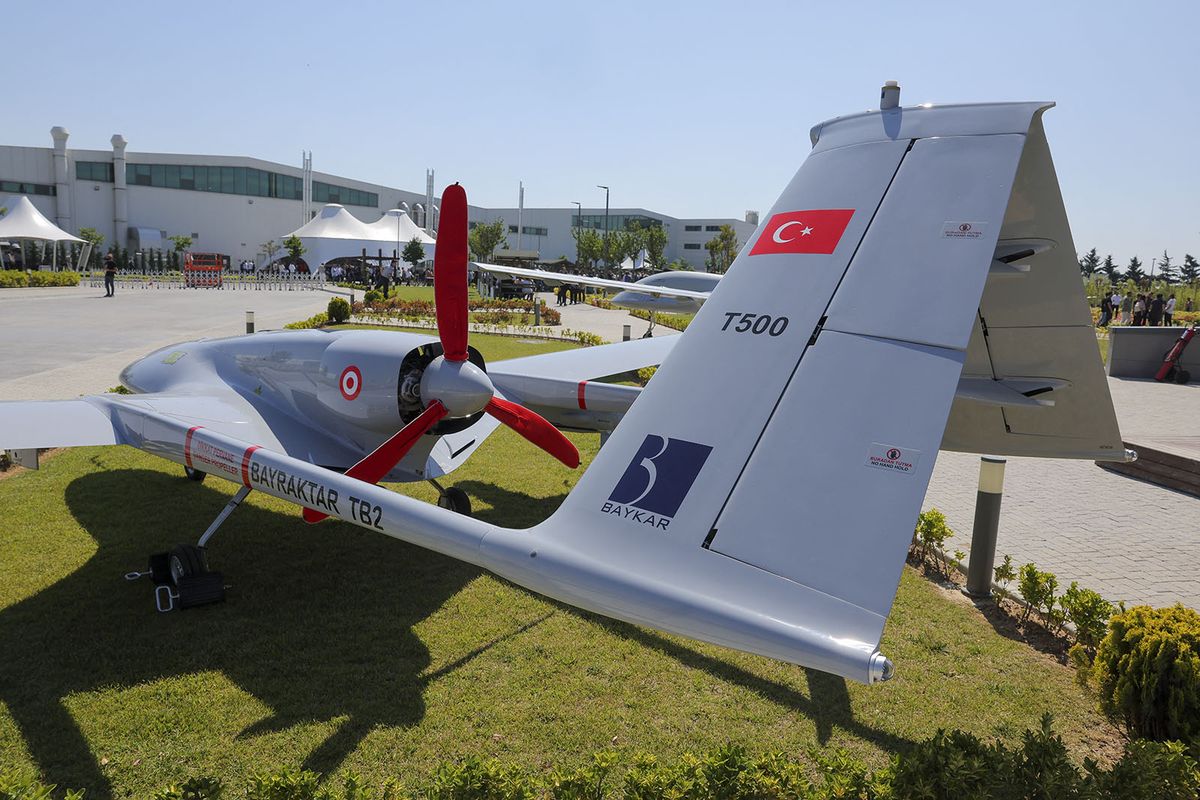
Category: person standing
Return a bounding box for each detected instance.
[1149,293,1164,326]
[103,253,117,297]
[1120,293,1132,324]
[1165,294,1176,326]
[1098,295,1112,327]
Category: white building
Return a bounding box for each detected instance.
[0,127,757,270]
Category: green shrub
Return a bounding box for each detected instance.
[1092,604,1200,742]
[636,366,657,386]
[992,554,1016,601]
[328,297,352,323]
[1084,738,1200,800]
[1017,562,1058,625]
[0,768,85,799]
[285,312,329,330]
[363,289,383,306]
[912,508,954,574]
[546,751,616,800]
[561,329,604,347]
[1062,581,1116,653]
[153,775,224,800]
[426,757,536,800]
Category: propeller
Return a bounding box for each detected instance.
[304,183,579,523]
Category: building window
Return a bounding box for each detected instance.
[509,225,548,236]
[0,180,55,196]
[116,164,378,207]
[684,243,701,250]
[508,225,518,234]
[684,224,701,232]
[75,161,114,182]
[705,225,721,232]
[575,213,663,232]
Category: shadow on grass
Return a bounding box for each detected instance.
[4,468,914,797]
[459,480,916,754]
[0,468,487,798]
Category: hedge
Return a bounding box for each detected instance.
[0,269,81,288]
[4,722,1198,799]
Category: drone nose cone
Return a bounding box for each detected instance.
[420,356,494,417]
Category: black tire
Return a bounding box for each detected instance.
[169,544,209,585]
[1176,369,1191,385]
[184,466,206,482]
[438,487,472,516]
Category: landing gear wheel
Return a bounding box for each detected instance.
[1176,369,1191,385]
[184,466,206,482]
[437,487,472,516]
[169,544,209,584]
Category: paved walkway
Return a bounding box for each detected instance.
[0,285,330,400]
[537,292,680,343]
[923,377,1200,609]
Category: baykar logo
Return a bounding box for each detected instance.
[603,435,712,530]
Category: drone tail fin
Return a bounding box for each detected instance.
[479,101,1119,683]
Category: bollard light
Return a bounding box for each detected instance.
[245,311,255,335]
[622,324,631,342]
[965,456,1006,598]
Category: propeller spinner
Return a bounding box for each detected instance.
[304,184,579,523]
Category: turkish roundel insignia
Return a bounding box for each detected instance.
[749,209,855,256]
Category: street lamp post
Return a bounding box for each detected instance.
[597,185,609,267]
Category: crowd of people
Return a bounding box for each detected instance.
[1097,290,1192,327]
[555,283,586,305]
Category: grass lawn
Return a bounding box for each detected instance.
[0,333,1123,797]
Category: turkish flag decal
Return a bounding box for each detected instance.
[749,209,855,256]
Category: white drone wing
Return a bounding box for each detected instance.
[473,262,712,301]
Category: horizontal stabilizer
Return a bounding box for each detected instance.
[0,399,120,449]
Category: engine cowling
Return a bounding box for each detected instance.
[316,333,486,435]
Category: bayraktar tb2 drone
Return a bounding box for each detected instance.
[1,86,1129,683]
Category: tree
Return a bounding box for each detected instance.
[1180,254,1199,285]
[571,227,603,268]
[643,224,668,270]
[1102,254,1120,282]
[78,227,105,268]
[606,229,636,267]
[1157,250,1176,284]
[1125,256,1145,284]
[283,234,307,261]
[261,239,279,267]
[1078,248,1100,277]
[401,237,425,272]
[168,234,193,254]
[468,219,507,262]
[704,225,740,274]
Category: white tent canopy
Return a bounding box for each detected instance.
[0,196,84,243]
[284,204,435,271]
[364,209,435,246]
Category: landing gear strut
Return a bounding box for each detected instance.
[642,311,657,338]
[429,479,472,515]
[125,474,247,611]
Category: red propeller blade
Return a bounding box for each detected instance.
[303,401,448,523]
[484,396,580,469]
[434,183,470,362]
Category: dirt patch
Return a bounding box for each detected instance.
[0,448,63,482]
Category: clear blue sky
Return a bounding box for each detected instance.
[9,0,1198,265]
